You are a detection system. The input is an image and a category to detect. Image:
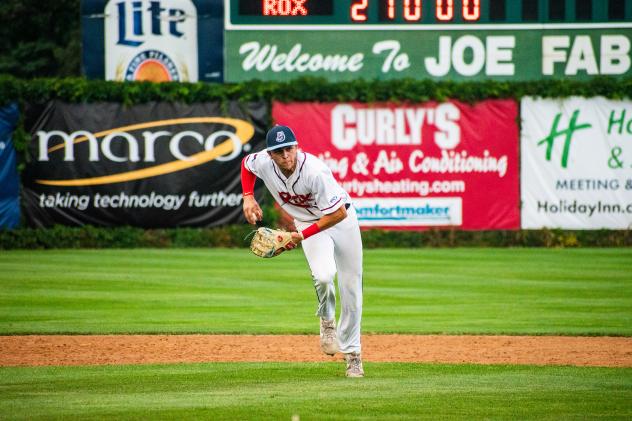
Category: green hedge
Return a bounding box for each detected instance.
[3,75,632,105]
[0,225,251,249]
[3,75,632,158]
[1,225,629,249]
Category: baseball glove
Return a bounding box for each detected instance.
[249,227,295,258]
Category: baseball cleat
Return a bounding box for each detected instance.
[319,318,339,356]
[344,352,364,378]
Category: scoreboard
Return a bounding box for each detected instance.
[234,0,493,23]
[224,0,632,82]
[229,0,630,25]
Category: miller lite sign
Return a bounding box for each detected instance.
[104,0,198,82]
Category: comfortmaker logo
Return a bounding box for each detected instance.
[353,197,463,227]
[35,117,255,186]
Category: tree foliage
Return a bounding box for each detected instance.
[0,0,81,78]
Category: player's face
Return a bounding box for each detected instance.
[269,146,298,174]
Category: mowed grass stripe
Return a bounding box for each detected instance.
[0,248,630,335]
[1,363,631,420]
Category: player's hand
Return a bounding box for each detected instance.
[243,195,263,225]
[285,232,303,249]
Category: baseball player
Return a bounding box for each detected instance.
[241,125,364,378]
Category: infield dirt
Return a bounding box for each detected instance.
[1,335,631,367]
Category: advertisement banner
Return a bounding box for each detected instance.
[104,0,198,82]
[22,101,267,227]
[521,97,632,229]
[82,0,224,82]
[226,29,632,82]
[0,103,20,229]
[273,100,519,230]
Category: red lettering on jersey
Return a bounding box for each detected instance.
[279,192,314,208]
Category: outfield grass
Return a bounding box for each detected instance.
[2,248,631,420]
[0,362,630,420]
[0,248,630,335]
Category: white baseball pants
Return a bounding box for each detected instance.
[295,206,363,354]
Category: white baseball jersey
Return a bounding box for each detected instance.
[243,150,351,223]
[244,148,363,354]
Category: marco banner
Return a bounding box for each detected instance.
[22,101,267,227]
[521,97,632,229]
[272,100,520,230]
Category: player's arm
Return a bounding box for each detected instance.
[290,167,349,243]
[313,205,347,231]
[290,204,347,244]
[241,157,263,225]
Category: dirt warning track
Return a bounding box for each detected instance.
[1,335,631,367]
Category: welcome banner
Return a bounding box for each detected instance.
[521,97,632,229]
[226,30,632,82]
[273,100,519,230]
[22,101,267,227]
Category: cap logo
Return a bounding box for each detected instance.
[276,131,286,143]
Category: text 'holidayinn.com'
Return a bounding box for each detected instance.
[537,200,632,217]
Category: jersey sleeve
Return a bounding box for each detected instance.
[313,169,347,215]
[243,152,263,177]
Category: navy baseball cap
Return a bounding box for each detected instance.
[266,125,298,151]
